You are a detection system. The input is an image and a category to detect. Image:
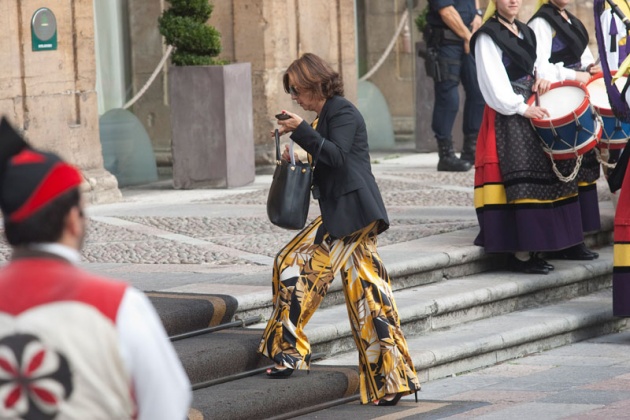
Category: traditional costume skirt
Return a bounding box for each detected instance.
[258,216,420,404]
[614,150,630,316]
[474,80,587,253]
[566,62,601,233]
[576,136,602,233]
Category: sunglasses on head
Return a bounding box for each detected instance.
[289,86,300,96]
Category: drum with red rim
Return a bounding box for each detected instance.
[527,80,601,159]
[586,71,630,150]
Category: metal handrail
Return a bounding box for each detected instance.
[169,315,263,342]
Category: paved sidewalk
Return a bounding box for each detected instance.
[296,327,630,419]
[417,329,630,419]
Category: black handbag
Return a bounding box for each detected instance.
[267,129,323,230]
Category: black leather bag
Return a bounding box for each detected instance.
[267,129,323,230]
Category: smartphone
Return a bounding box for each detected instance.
[275,113,291,120]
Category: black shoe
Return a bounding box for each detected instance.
[509,255,549,275]
[460,152,475,166]
[531,253,554,271]
[437,156,472,172]
[547,243,598,261]
[374,390,418,406]
[461,134,477,166]
[266,366,294,379]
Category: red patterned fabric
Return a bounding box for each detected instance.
[474,106,500,185]
[0,259,126,321]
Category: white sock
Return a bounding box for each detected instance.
[514,251,530,262]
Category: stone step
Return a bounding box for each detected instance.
[189,366,360,420]
[232,223,613,322]
[147,292,238,336]
[186,290,624,420]
[321,289,626,384]
[173,329,265,385]
[173,246,613,387]
[248,247,614,358]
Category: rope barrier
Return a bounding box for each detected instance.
[123,45,174,110]
[359,9,409,81]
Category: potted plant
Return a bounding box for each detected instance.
[159,0,255,189]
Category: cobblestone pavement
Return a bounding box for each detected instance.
[12,153,480,266]
[0,151,612,272]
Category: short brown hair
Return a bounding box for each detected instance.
[282,53,344,99]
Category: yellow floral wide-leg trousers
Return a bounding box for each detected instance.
[258,216,420,404]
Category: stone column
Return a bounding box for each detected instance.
[0,0,120,203]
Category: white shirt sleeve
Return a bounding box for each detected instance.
[529,17,576,81]
[474,32,530,116]
[117,288,192,420]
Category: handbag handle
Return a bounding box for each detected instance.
[274,129,282,163]
[274,129,325,169]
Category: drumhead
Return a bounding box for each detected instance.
[587,76,628,111]
[538,86,585,120]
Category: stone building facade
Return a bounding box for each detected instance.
[0,1,120,203]
[0,0,602,201]
[128,0,357,169]
[128,0,599,166]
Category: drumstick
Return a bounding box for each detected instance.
[534,67,540,106]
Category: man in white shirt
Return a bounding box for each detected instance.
[0,118,191,420]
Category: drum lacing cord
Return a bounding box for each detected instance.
[550,153,582,182]
[538,109,600,183]
[595,148,617,169]
[595,114,627,169]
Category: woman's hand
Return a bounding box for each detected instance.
[276,111,304,133]
[532,78,551,96]
[524,105,550,120]
[574,71,591,84]
[586,63,601,75]
[281,144,300,163]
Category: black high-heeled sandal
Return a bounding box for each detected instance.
[374,390,418,406]
[266,366,294,379]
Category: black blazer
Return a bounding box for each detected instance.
[290,95,389,238]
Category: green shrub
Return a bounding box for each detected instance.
[415,5,429,34]
[158,0,224,66]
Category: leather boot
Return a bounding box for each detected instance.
[460,134,477,165]
[437,138,471,172]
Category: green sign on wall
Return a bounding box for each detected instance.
[31,8,57,51]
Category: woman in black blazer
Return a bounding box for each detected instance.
[258,53,420,406]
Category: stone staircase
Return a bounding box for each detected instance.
[154,215,624,419]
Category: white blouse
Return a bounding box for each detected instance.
[475,32,535,116]
[528,16,595,81]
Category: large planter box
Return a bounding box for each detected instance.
[169,62,255,189]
